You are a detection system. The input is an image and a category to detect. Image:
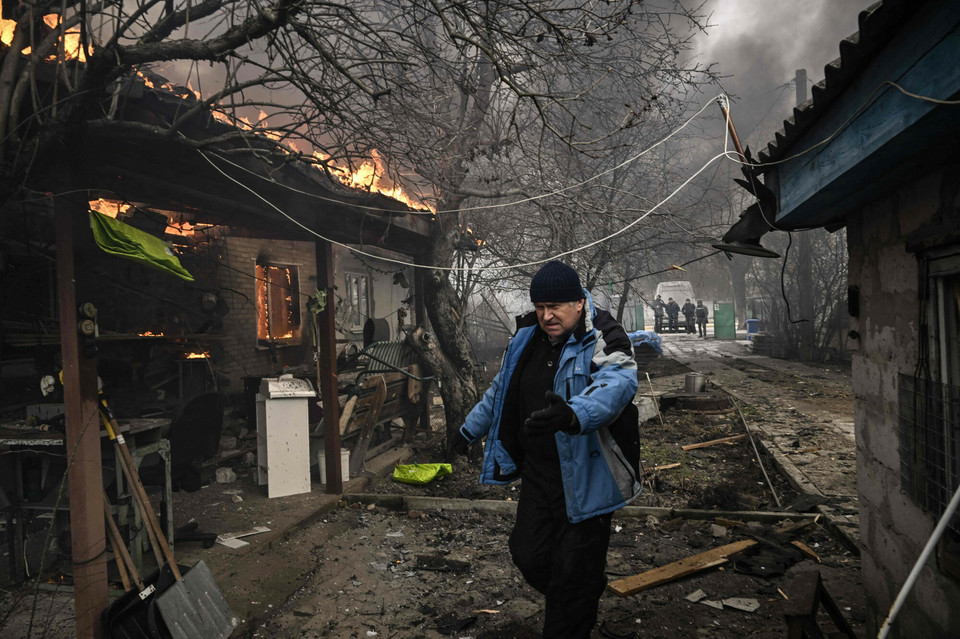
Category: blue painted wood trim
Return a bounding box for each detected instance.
[773,1,960,226]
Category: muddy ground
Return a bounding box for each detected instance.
[0,347,866,638]
[230,355,865,639]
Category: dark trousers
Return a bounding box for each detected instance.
[509,492,613,639]
[654,315,663,332]
[697,319,707,337]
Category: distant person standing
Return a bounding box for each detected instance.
[652,295,665,333]
[666,297,680,332]
[681,299,696,334]
[695,300,709,338]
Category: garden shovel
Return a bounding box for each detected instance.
[99,399,238,639]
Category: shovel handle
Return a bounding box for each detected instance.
[103,497,132,592]
[103,494,144,592]
[100,400,183,581]
[99,407,165,569]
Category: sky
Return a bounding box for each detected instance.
[691,0,876,151]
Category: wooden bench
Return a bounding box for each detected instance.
[335,341,431,475]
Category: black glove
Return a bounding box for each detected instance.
[451,431,471,456]
[524,391,578,436]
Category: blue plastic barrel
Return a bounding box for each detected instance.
[745,318,760,340]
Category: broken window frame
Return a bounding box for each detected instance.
[255,262,302,345]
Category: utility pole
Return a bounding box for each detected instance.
[56,193,108,638]
[795,69,817,361]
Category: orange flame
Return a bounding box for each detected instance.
[1,15,88,62]
[132,66,433,212]
[138,331,165,337]
[315,149,433,212]
[184,351,209,359]
[89,198,131,218]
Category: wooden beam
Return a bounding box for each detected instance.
[316,241,343,493]
[681,434,746,451]
[608,539,757,597]
[644,462,680,474]
[56,196,108,638]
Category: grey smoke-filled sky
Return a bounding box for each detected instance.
[693,0,876,148]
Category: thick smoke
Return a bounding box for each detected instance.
[693,0,875,148]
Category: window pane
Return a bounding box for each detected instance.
[256,263,300,342]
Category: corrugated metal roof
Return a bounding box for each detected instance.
[757,0,923,165]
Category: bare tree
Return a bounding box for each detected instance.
[744,228,848,360]
[1,0,717,450]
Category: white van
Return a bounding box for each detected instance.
[644,281,697,332]
[655,281,696,303]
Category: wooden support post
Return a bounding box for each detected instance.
[56,198,108,638]
[315,241,342,493]
[784,569,856,639]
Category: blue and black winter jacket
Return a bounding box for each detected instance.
[458,290,641,523]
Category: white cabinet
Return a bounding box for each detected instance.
[256,375,315,498]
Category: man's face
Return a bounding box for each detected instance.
[535,300,584,339]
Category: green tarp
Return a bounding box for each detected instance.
[89,210,194,281]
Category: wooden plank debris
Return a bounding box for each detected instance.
[681,434,746,451]
[644,462,681,474]
[608,539,757,596]
[714,518,746,528]
[791,540,821,563]
[774,515,820,535]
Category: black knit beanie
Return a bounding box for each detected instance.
[529,261,583,303]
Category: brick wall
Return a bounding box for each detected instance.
[216,236,317,394]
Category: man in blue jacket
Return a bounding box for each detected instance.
[453,261,640,639]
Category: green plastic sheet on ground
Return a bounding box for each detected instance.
[392,463,453,485]
[89,210,194,281]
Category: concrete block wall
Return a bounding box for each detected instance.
[847,164,960,637]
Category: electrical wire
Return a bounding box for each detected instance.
[780,232,809,325]
[11,80,953,285]
[712,381,782,508]
[197,79,954,229]
[197,141,734,274]
[26,407,100,638]
[603,250,723,287]
[721,80,960,171]
[201,97,719,217]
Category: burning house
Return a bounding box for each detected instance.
[0,24,436,597]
